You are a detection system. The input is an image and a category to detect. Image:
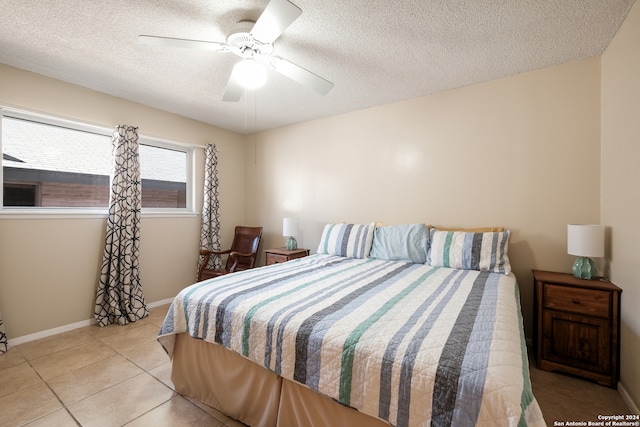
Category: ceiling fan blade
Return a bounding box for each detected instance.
[138,35,230,52]
[222,66,245,102]
[250,0,302,44]
[263,56,334,95]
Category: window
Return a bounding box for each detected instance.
[1,108,194,213]
[139,143,189,209]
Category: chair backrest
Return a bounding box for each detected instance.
[225,226,263,271]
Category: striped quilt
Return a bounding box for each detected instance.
[158,254,545,427]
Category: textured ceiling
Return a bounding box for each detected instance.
[0,0,635,134]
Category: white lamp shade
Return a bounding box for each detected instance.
[233,59,267,89]
[567,224,605,258]
[283,218,299,237]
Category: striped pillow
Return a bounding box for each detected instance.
[317,223,376,259]
[427,229,511,275]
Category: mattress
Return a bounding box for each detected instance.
[158,254,545,427]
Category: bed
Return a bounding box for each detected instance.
[158,223,546,427]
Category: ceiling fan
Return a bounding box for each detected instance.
[138,0,334,102]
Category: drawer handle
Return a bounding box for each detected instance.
[572,299,581,305]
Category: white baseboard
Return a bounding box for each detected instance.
[618,382,640,415]
[7,297,175,347]
[148,298,174,308]
[8,318,97,347]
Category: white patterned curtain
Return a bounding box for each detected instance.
[198,144,222,277]
[0,312,7,353]
[95,125,148,327]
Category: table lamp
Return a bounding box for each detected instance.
[567,224,604,280]
[283,218,298,250]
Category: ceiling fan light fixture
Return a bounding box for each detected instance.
[233,58,267,89]
[139,0,333,101]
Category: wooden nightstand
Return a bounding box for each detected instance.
[265,247,309,265]
[532,270,622,388]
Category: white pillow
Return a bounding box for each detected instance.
[317,223,375,259]
[427,229,511,275]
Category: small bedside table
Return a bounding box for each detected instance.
[532,270,622,388]
[265,247,309,266]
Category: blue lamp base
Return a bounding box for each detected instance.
[572,257,597,280]
[286,236,298,250]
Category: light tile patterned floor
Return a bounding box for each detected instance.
[0,303,633,426]
[0,304,245,427]
[530,356,633,426]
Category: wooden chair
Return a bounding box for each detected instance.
[197,226,263,281]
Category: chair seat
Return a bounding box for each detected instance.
[198,269,227,281]
[200,265,253,281]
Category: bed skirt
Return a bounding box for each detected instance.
[171,333,390,427]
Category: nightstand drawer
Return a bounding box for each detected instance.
[264,248,309,266]
[266,253,289,265]
[544,284,610,317]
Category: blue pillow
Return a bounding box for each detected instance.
[369,223,429,263]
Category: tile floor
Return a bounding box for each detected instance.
[0,303,634,426]
[0,304,245,427]
[530,356,633,425]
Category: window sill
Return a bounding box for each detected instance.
[0,209,199,220]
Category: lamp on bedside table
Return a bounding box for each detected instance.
[567,224,605,280]
[283,218,299,250]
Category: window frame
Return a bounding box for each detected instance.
[0,107,197,219]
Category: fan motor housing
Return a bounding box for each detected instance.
[226,20,273,56]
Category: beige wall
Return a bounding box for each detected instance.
[602,0,640,412]
[245,57,602,342]
[0,64,246,338]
